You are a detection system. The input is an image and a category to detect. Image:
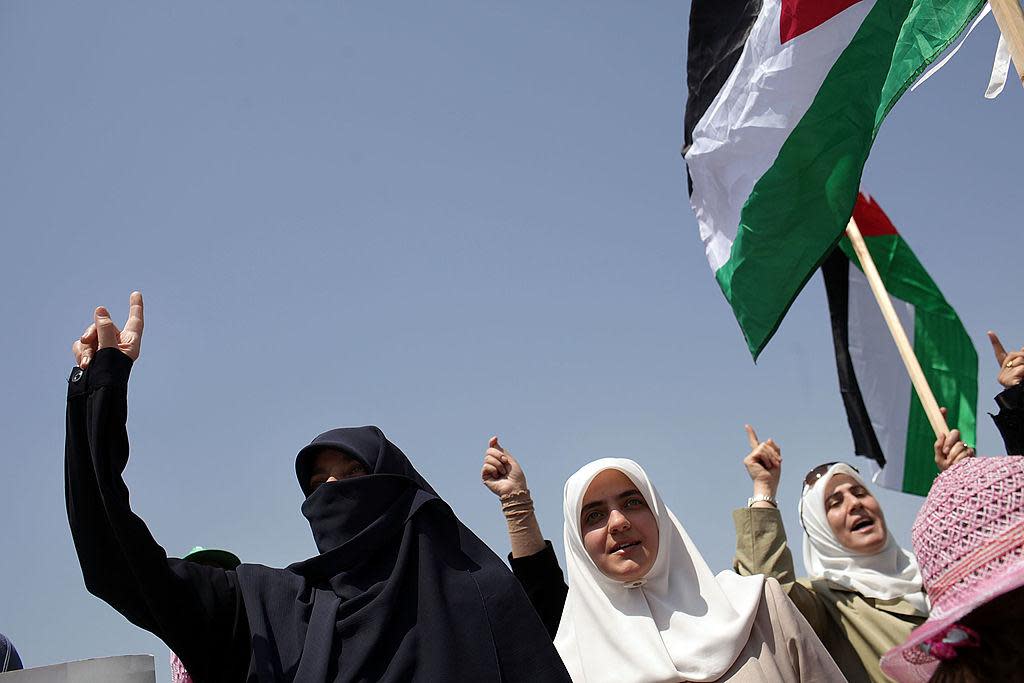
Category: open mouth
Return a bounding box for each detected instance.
[850,518,875,532]
[611,541,641,554]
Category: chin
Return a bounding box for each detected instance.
[613,560,652,583]
[865,537,888,554]
[848,533,887,555]
[599,561,639,583]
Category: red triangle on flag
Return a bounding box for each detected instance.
[781,0,865,43]
[853,193,899,237]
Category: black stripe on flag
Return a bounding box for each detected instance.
[683,0,763,154]
[821,248,885,468]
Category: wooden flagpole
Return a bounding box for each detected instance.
[844,218,948,438]
[990,0,1024,86]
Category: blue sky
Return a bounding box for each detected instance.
[1,3,1021,680]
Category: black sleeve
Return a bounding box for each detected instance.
[508,541,567,639]
[992,383,1024,455]
[65,348,250,683]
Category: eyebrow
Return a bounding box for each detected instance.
[825,490,847,506]
[581,488,644,514]
[826,483,866,499]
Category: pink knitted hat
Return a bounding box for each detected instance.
[881,456,1024,682]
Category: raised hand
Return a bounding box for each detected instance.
[934,407,975,471]
[481,436,529,498]
[743,424,782,499]
[72,292,145,368]
[988,331,1024,389]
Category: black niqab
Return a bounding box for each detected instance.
[235,426,570,682]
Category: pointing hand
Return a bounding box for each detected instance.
[988,331,1024,389]
[743,424,782,498]
[481,436,529,498]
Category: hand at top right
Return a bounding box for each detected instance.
[72,292,145,368]
[988,331,1024,389]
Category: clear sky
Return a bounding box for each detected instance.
[1,2,1020,681]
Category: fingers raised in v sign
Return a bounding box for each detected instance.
[92,292,145,361]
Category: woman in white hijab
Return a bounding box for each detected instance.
[733,425,972,682]
[482,438,843,682]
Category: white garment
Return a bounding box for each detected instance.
[553,458,765,683]
[799,463,928,615]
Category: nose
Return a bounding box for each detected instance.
[608,508,631,533]
[327,475,339,483]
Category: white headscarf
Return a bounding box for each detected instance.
[799,462,928,614]
[554,458,764,683]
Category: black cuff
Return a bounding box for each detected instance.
[66,348,134,398]
[509,540,562,580]
[995,383,1024,411]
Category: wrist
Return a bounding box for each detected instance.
[748,493,778,508]
[752,482,777,498]
[501,489,537,535]
[996,382,1024,410]
[501,489,534,519]
[87,347,135,388]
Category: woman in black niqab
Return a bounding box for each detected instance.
[65,295,569,682]
[239,426,567,681]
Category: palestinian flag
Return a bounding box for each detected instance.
[822,193,977,496]
[683,0,984,359]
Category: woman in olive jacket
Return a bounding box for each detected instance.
[731,425,972,683]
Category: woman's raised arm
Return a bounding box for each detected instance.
[480,437,567,638]
[65,294,250,681]
[480,436,546,558]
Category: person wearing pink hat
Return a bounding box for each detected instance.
[880,456,1024,682]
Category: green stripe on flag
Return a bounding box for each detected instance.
[718,0,984,359]
[840,234,978,495]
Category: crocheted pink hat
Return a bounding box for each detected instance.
[881,456,1024,682]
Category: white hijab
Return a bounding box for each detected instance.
[553,458,764,683]
[799,463,928,614]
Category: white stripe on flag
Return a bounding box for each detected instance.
[685,0,875,272]
[847,265,914,489]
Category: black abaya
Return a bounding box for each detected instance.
[66,348,570,682]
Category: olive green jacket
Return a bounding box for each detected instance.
[733,507,926,683]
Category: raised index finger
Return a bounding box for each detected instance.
[124,291,144,335]
[988,331,1008,366]
[745,424,760,449]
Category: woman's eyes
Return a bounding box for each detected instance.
[583,499,645,525]
[584,510,605,524]
[309,466,366,489]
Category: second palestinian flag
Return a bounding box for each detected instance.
[684,0,983,359]
[823,194,977,496]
